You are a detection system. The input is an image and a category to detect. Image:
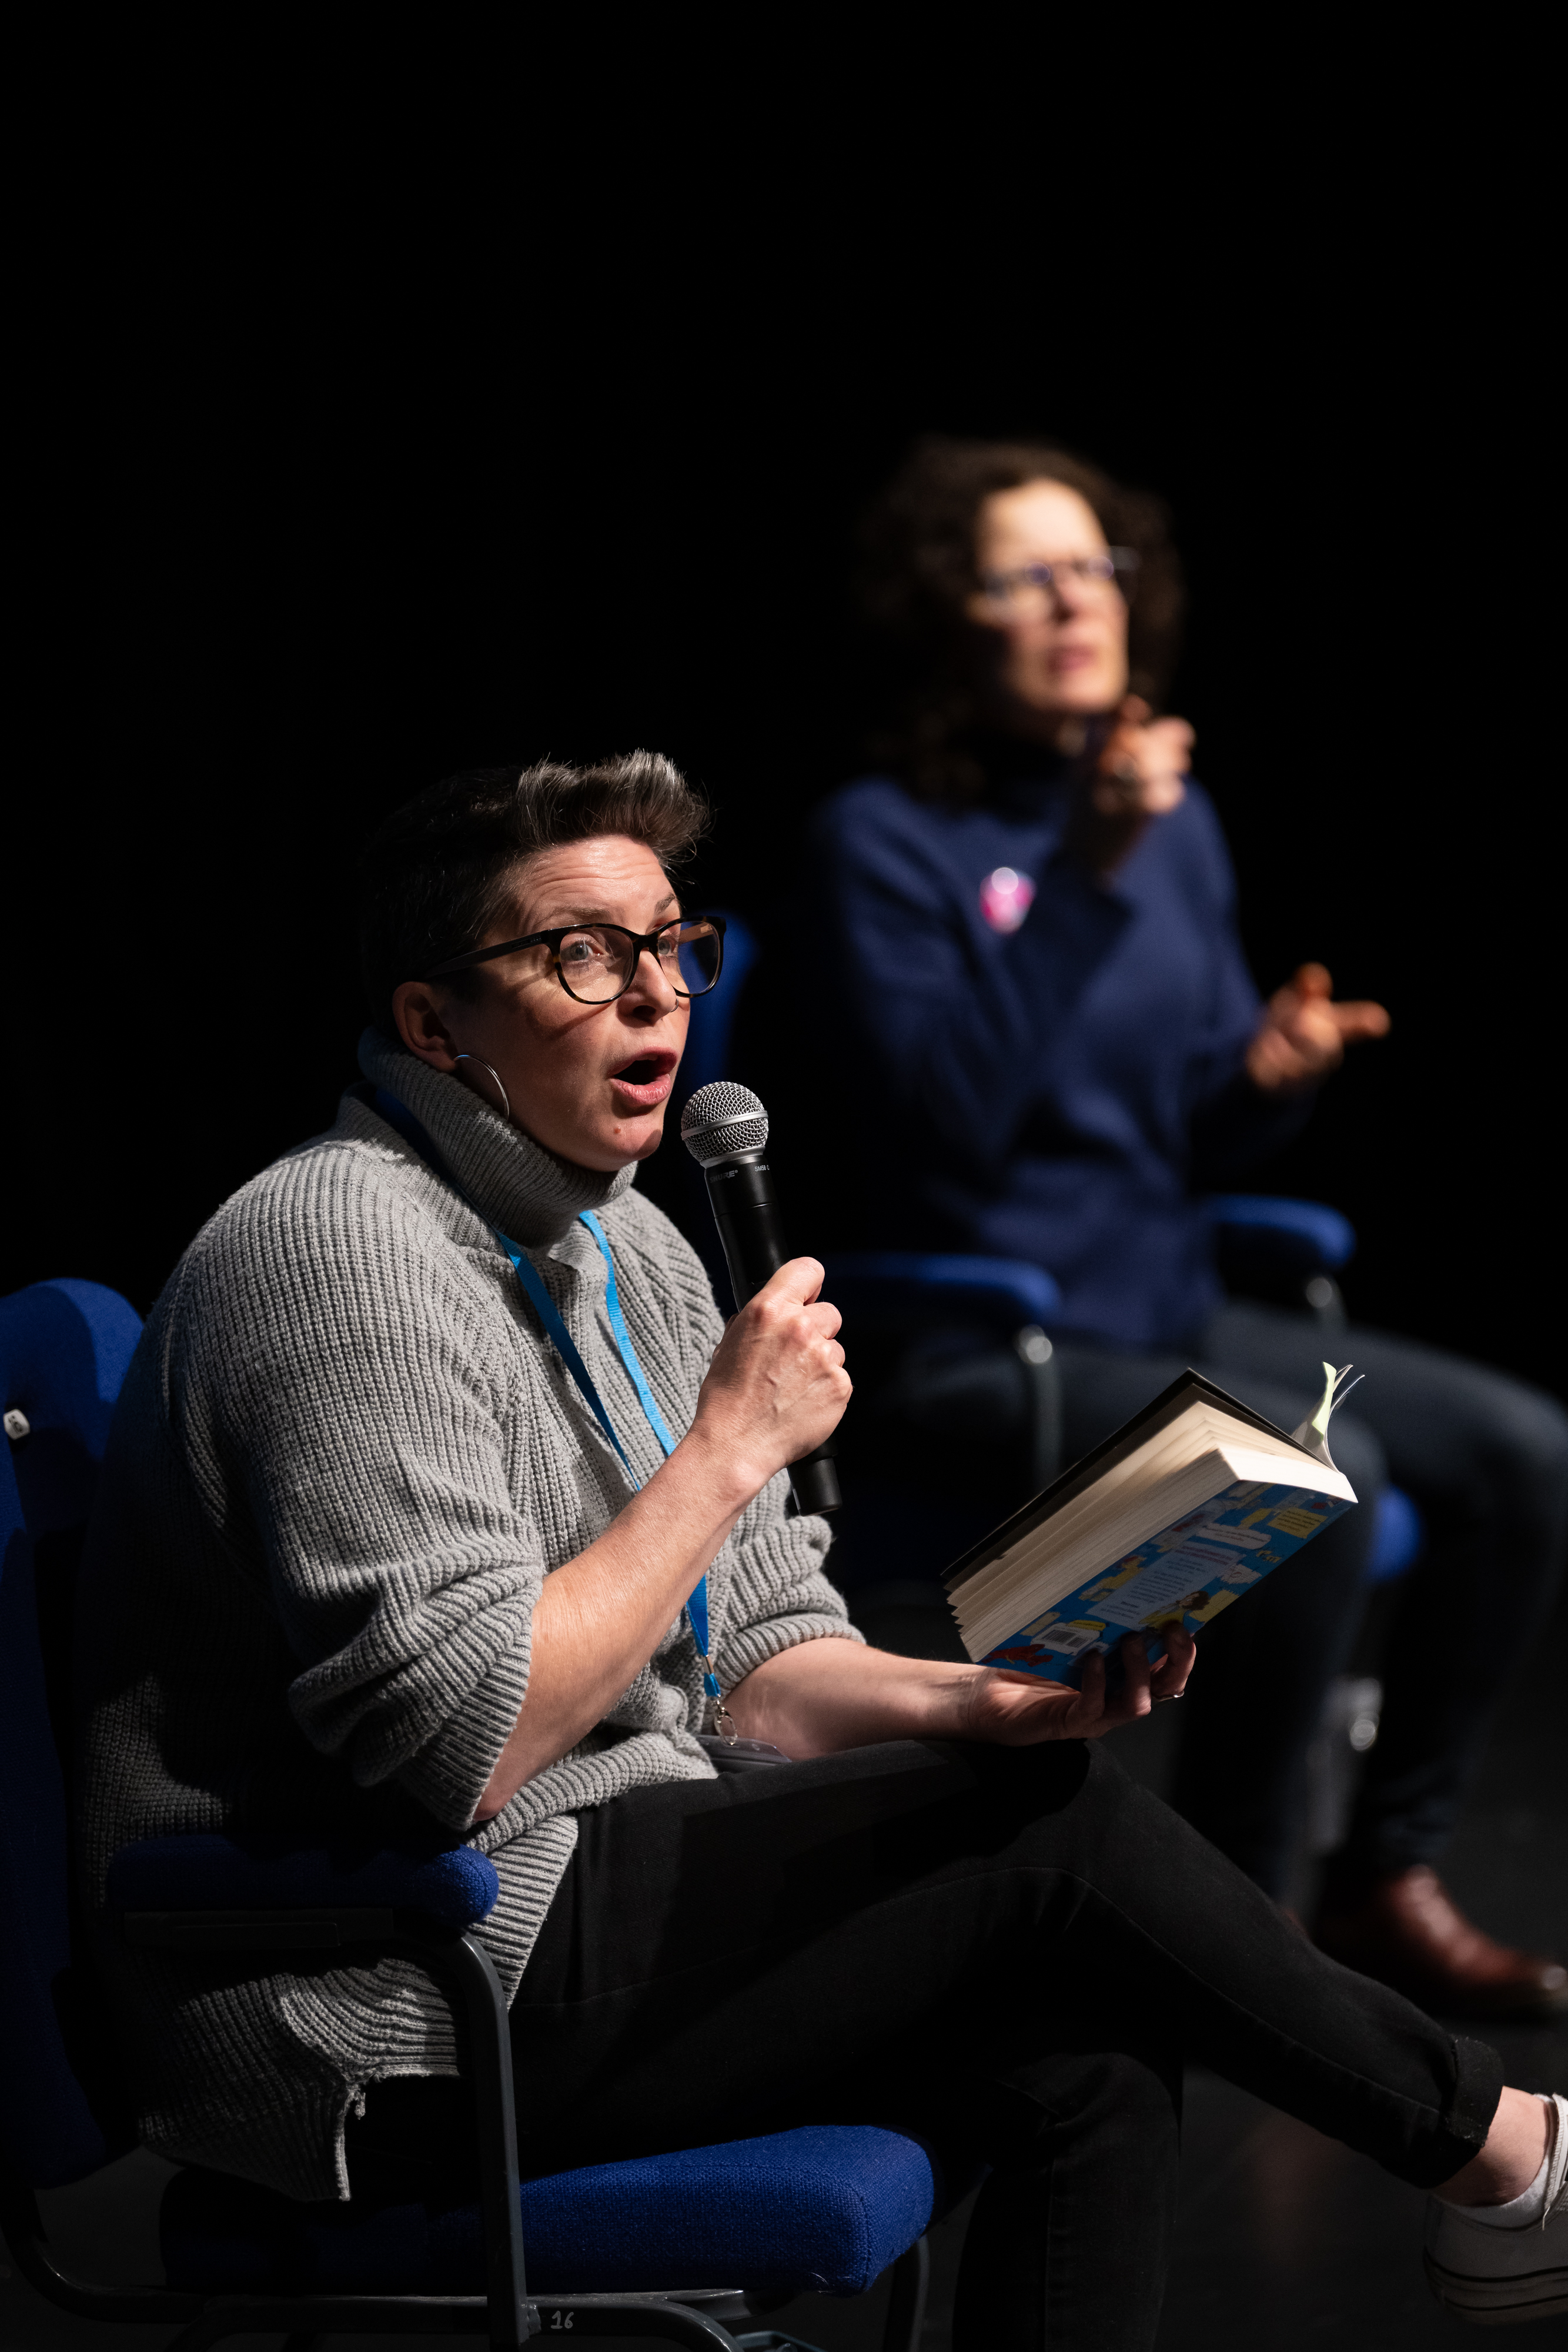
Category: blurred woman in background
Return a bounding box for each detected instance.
[785,436,1568,2016]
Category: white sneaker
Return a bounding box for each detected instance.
[1424,2093,1568,2325]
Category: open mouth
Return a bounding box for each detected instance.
[610,1050,677,1107]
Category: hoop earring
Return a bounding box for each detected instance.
[453,1053,511,1123]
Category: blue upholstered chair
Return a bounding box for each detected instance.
[1203,1192,1359,1322]
[688,915,1424,1598]
[0,1278,143,2190]
[0,1278,936,2352]
[1201,1195,1423,1585]
[821,1216,1423,1594]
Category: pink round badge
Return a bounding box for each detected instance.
[979,866,1035,934]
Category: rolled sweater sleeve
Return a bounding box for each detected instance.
[178,1160,538,1830]
[716,1478,863,1690]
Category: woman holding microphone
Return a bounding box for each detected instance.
[79,758,1564,2340]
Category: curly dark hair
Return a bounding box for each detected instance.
[857,436,1185,803]
[358,752,710,1038]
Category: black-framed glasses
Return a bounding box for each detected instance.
[978,548,1139,608]
[427,914,727,1005]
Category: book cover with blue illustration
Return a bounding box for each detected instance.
[945,1367,1360,1687]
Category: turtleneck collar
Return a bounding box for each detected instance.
[357,1028,638,1249]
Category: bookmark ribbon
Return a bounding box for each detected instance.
[1291,1362,1365,1470]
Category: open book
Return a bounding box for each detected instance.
[945,1369,1358,1686]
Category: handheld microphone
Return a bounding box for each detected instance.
[680,1081,842,1517]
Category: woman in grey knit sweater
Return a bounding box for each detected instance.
[76,757,1566,2341]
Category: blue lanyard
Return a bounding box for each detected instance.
[372,1089,723,1702]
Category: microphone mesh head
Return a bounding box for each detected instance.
[681,1080,770,1165]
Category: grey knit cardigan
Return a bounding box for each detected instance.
[76,1031,854,2201]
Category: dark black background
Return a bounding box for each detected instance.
[9,196,1561,1397]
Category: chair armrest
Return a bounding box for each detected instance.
[102,1838,530,2340]
[106,1835,499,1930]
[824,1252,1063,1334]
[1203,1195,1357,1276]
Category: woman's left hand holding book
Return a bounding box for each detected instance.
[966,1622,1196,1745]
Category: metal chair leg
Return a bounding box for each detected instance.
[446,1930,534,2348]
[882,2235,930,2352]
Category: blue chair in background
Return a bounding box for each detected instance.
[688,918,1423,1599]
[0,1278,937,2351]
[823,1205,1422,1599]
[1203,1193,1356,1325]
[668,912,763,1300]
[1202,1194,1422,1585]
[1,1278,143,2195]
[681,915,761,1106]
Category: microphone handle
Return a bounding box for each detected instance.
[704,1154,841,1516]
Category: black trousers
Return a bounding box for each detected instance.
[350,1740,1500,2351]
[1058,1304,1568,1896]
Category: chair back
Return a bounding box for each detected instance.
[0,1279,143,2187]
[678,912,760,1110]
[666,912,761,1292]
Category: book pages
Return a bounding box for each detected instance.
[972,1475,1358,1685]
[952,1440,1351,1661]
[951,1403,1346,1658]
[940,1371,1359,1686]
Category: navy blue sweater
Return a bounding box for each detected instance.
[801,767,1306,1350]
